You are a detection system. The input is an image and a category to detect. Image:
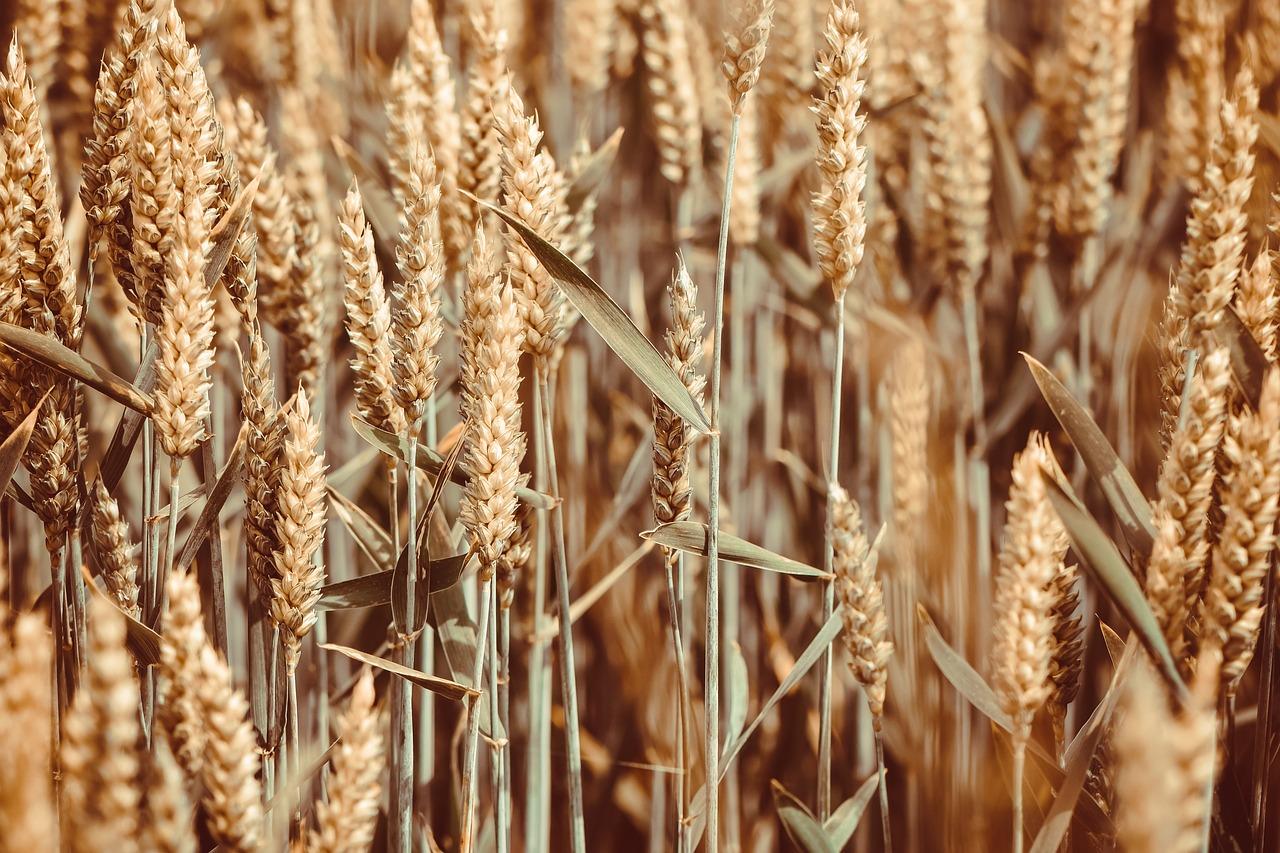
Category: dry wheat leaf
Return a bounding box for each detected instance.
[466,192,712,434]
[98,340,158,491]
[317,553,471,611]
[1098,621,1126,667]
[0,390,48,495]
[771,779,834,852]
[0,322,154,414]
[332,136,400,238]
[327,485,395,570]
[567,126,623,213]
[320,642,474,700]
[720,606,845,782]
[722,641,749,767]
[80,564,161,666]
[826,771,885,849]
[1214,305,1271,409]
[394,431,466,636]
[206,174,258,288]
[1043,477,1186,699]
[352,415,554,508]
[1024,353,1154,560]
[175,423,247,571]
[642,520,831,580]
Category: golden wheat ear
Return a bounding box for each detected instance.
[308,669,385,852]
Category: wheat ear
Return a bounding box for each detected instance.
[309,669,385,853]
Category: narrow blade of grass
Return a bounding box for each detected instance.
[465,191,712,434]
[642,521,832,580]
[174,424,247,571]
[320,642,475,701]
[1213,305,1271,409]
[0,323,154,414]
[317,553,471,611]
[0,390,48,494]
[1043,477,1186,699]
[1024,353,1155,559]
[825,771,885,849]
[352,415,555,509]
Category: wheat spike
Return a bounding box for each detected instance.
[0,615,56,847]
[990,433,1069,737]
[152,159,215,460]
[566,0,616,97]
[458,0,511,224]
[920,0,991,291]
[196,641,264,852]
[270,388,328,673]
[89,479,142,619]
[13,0,59,96]
[60,598,142,853]
[1234,249,1277,360]
[281,192,329,400]
[309,669,385,853]
[1114,662,1182,853]
[339,180,407,436]
[392,146,445,431]
[651,258,706,535]
[140,733,196,853]
[162,570,263,850]
[722,0,775,114]
[459,227,528,579]
[831,484,892,725]
[497,502,534,609]
[126,47,174,326]
[224,96,299,327]
[1047,558,1084,755]
[638,0,702,186]
[387,0,467,270]
[1170,67,1258,341]
[497,86,572,364]
[1055,0,1136,240]
[1169,0,1225,183]
[811,0,869,302]
[158,568,210,778]
[1145,347,1230,660]
[1197,367,1280,696]
[889,340,928,570]
[241,323,284,598]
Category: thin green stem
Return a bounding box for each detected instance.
[818,292,846,819]
[1012,736,1026,853]
[525,376,552,853]
[875,730,893,853]
[489,582,508,853]
[460,574,494,853]
[390,429,420,852]
[705,108,742,852]
[159,456,181,618]
[538,365,586,853]
[663,548,692,852]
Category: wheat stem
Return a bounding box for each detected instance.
[488,580,508,853]
[161,456,181,618]
[663,549,692,851]
[537,365,587,853]
[525,375,552,853]
[705,107,741,853]
[875,730,893,853]
[819,291,846,819]
[1012,736,1025,853]
[460,574,494,853]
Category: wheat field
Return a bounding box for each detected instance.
[0,0,1278,850]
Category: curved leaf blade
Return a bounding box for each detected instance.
[0,390,48,495]
[317,552,471,611]
[466,191,712,434]
[642,521,832,580]
[1043,477,1186,698]
[825,771,884,849]
[0,323,154,414]
[351,416,555,509]
[320,642,475,701]
[1023,353,1154,560]
[1214,305,1271,409]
